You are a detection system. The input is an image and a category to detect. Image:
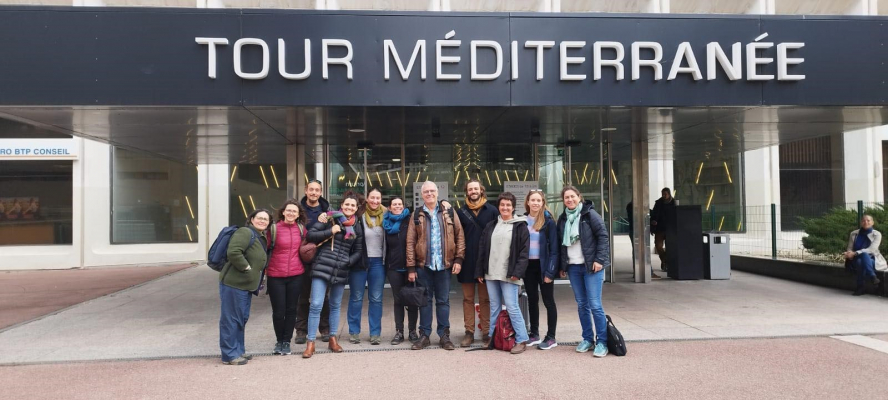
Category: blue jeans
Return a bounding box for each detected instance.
[348,257,386,336]
[417,267,451,338]
[567,264,607,346]
[486,279,530,344]
[307,278,345,341]
[853,254,877,289]
[219,283,252,362]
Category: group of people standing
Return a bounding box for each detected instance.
[217,179,612,365]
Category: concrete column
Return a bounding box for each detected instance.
[631,110,652,283]
[843,127,882,203]
[287,144,306,201]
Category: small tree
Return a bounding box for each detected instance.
[801,204,888,258]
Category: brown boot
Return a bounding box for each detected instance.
[510,342,527,354]
[440,329,455,350]
[328,336,343,353]
[460,331,474,347]
[302,341,315,359]
[411,335,430,350]
[482,334,491,347]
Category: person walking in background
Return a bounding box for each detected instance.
[266,200,307,356]
[407,181,465,351]
[383,196,419,345]
[650,188,675,272]
[456,179,497,347]
[558,186,611,358]
[844,214,885,296]
[218,209,272,365]
[348,188,387,345]
[295,179,331,344]
[475,192,530,354]
[523,190,560,349]
[302,194,364,358]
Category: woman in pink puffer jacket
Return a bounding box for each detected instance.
[266,199,307,356]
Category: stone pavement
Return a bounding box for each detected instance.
[0,263,193,330]
[3,336,887,400]
[1,256,888,364]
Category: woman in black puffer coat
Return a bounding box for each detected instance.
[302,194,363,358]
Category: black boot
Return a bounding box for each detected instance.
[853,288,865,296]
[391,330,404,345]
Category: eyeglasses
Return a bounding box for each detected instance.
[307,179,322,185]
[529,189,544,193]
[283,210,298,214]
[254,217,270,222]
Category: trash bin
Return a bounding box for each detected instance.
[702,233,731,280]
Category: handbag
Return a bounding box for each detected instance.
[606,315,627,357]
[299,235,332,264]
[399,278,428,308]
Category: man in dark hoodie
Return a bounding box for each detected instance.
[294,179,331,344]
[455,179,498,347]
[650,188,675,272]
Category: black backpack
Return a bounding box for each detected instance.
[606,315,627,356]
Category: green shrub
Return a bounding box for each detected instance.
[801,204,888,257]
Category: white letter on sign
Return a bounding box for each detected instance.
[322,39,354,80]
[196,37,229,79]
[384,40,427,81]
[234,38,269,80]
[470,40,503,80]
[279,38,311,80]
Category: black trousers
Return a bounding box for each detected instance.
[267,275,304,342]
[524,259,557,339]
[386,269,418,332]
[295,263,329,335]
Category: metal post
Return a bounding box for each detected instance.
[857,200,864,222]
[771,203,777,260]
[363,147,369,197]
[606,135,614,283]
[710,207,716,232]
[567,144,572,185]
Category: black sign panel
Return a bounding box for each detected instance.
[0,7,884,107]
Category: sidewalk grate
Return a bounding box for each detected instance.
[4,332,888,367]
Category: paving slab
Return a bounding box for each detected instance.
[0,263,193,330]
[2,260,888,364]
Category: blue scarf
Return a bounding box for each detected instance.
[383,209,411,235]
[853,228,873,251]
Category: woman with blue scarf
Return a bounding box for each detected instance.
[383,196,419,345]
[844,214,885,296]
[557,185,611,358]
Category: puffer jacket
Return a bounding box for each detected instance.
[266,220,306,278]
[308,217,364,285]
[406,201,465,273]
[557,200,610,273]
[219,225,269,291]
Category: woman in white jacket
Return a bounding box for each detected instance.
[844,214,885,296]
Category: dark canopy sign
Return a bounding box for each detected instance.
[0,7,885,106]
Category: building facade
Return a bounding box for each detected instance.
[1,0,887,278]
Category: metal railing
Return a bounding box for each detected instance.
[728,201,883,264]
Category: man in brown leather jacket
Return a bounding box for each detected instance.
[406,181,466,350]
